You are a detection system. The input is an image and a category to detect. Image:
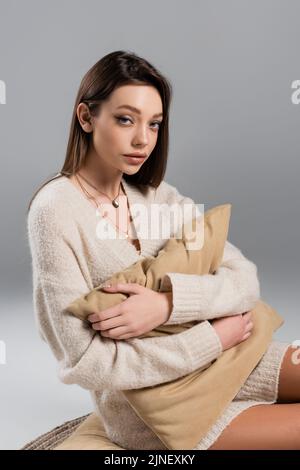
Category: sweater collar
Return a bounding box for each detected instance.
[120,177,161,259]
[62,175,159,261]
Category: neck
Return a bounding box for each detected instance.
[78,151,124,200]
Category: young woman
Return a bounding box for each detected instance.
[27,50,300,450]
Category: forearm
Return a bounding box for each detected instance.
[161,242,261,325]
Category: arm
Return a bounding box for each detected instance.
[157,183,261,325]
[27,201,223,392]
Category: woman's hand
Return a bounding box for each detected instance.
[211,312,254,351]
[87,283,172,340]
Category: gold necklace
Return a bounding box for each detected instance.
[74,173,131,239]
[77,171,122,208]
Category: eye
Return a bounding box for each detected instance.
[115,116,162,130]
[115,116,132,125]
[151,121,162,130]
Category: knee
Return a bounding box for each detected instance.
[285,404,300,447]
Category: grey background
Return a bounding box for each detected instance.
[0,0,299,450]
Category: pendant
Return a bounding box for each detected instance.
[112,199,119,208]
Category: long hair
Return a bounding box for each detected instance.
[27,50,173,213]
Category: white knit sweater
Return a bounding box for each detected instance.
[27,175,261,450]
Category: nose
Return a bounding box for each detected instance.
[132,125,149,147]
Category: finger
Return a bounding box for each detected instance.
[102,282,143,295]
[244,321,253,333]
[242,311,252,321]
[101,326,131,339]
[88,306,121,323]
[243,311,252,317]
[242,331,251,340]
[91,315,124,331]
[88,313,100,323]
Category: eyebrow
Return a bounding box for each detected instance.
[116,104,163,118]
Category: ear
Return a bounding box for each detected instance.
[77,102,93,133]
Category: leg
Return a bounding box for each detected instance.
[208,403,300,450]
[277,345,300,403]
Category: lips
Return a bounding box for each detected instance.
[123,155,146,164]
[123,154,147,158]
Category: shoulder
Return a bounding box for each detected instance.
[154,179,195,206]
[125,178,185,205]
[153,179,182,202]
[27,176,73,234]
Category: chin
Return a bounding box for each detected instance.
[122,164,143,173]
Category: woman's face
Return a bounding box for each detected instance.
[78,84,164,175]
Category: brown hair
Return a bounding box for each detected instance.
[27,50,173,213]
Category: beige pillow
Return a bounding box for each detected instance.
[65,204,283,449]
[54,413,125,450]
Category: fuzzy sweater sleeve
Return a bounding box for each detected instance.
[158,183,261,325]
[27,200,223,392]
